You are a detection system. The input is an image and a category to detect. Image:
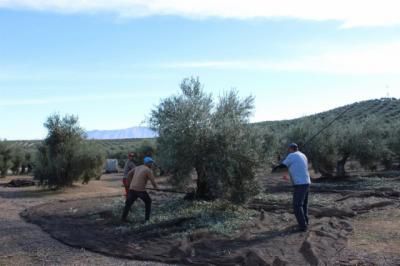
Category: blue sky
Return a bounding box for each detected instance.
[1,1,400,140]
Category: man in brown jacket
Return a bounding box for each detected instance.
[121,156,158,222]
[122,152,136,198]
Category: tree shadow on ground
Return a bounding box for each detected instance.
[0,189,60,199]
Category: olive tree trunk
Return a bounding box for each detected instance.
[336,155,349,177]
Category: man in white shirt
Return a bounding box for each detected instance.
[273,143,311,232]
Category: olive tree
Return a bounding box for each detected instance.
[333,116,389,175]
[352,117,388,170]
[253,126,280,167]
[284,117,337,177]
[34,114,106,187]
[0,141,13,177]
[150,77,259,202]
[381,121,400,169]
[206,90,259,202]
[389,124,400,158]
[11,146,24,175]
[21,151,34,174]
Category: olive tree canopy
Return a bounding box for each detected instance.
[150,77,259,202]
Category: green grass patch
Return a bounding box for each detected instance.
[111,197,259,237]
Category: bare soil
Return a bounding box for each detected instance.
[2,173,400,265]
[0,174,169,266]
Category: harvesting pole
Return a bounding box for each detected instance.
[146,187,187,194]
[302,104,355,149]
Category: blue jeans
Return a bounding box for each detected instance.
[293,184,309,229]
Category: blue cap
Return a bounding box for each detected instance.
[288,143,298,149]
[144,157,154,164]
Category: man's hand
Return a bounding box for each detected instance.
[150,179,158,190]
[271,165,278,173]
[271,163,287,173]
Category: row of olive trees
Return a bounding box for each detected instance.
[0,141,34,178]
[0,141,12,177]
[34,114,106,187]
[150,77,260,203]
[282,116,400,177]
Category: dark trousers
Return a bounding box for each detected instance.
[122,190,152,221]
[293,184,309,229]
[122,178,130,199]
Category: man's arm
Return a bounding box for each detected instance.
[127,168,135,185]
[272,153,293,173]
[148,170,158,189]
[271,163,287,173]
[129,161,136,171]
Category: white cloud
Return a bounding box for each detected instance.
[0,0,399,28]
[1,41,399,79]
[160,41,400,74]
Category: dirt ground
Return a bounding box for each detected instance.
[0,174,169,266]
[2,173,400,265]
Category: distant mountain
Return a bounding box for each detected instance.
[86,127,157,140]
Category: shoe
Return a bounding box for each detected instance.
[121,218,129,223]
[299,226,308,232]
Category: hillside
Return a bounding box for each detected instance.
[254,97,400,130]
[6,98,400,150]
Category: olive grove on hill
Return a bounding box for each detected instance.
[281,115,398,177]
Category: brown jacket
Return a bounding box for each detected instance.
[128,165,157,191]
[123,160,136,178]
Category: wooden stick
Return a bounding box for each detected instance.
[145,187,187,194]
